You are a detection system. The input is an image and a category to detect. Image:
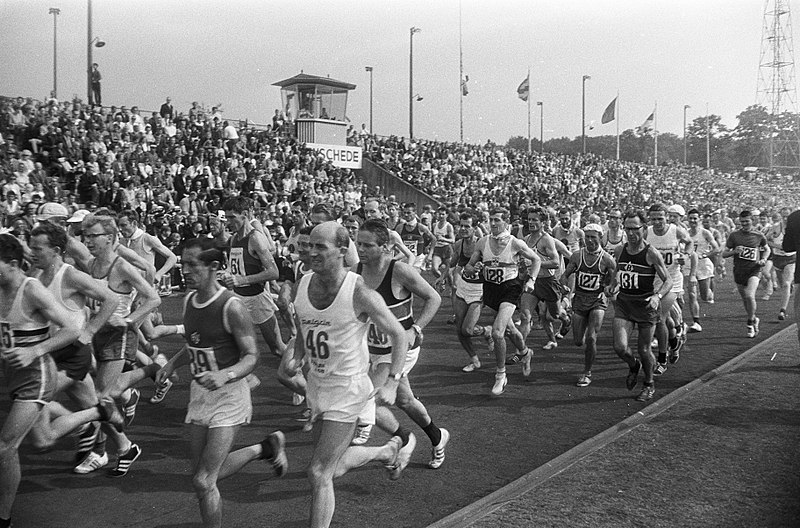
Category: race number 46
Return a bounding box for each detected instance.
[305,330,330,359]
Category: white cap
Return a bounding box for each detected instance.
[667,204,686,217]
[583,223,604,235]
[66,209,91,223]
[36,202,69,221]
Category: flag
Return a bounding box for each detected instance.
[638,111,655,134]
[517,75,529,102]
[601,97,617,124]
[461,75,469,96]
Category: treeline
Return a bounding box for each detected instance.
[507,104,800,173]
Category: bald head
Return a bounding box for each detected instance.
[312,221,350,249]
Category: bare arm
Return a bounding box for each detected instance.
[389,230,415,266]
[514,238,542,279]
[145,233,177,282]
[116,244,157,283]
[195,298,259,390]
[236,230,280,287]
[394,261,441,330]
[119,259,161,326]
[64,265,120,343]
[646,246,673,309]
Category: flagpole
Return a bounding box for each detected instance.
[654,101,658,166]
[459,0,463,143]
[527,66,531,153]
[616,91,620,160]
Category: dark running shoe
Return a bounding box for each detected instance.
[636,384,655,402]
[108,443,141,478]
[261,431,288,478]
[626,359,641,391]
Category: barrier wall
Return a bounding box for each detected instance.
[357,157,442,208]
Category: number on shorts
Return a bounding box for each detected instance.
[305,330,330,359]
[0,322,13,349]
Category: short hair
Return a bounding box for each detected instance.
[525,207,548,222]
[437,206,448,213]
[311,203,334,221]
[298,226,313,236]
[623,210,648,225]
[648,203,667,214]
[183,237,225,267]
[687,208,700,217]
[120,209,140,224]
[558,207,571,216]
[343,215,363,227]
[360,218,391,246]
[223,196,253,214]
[403,202,417,211]
[0,233,23,264]
[30,221,68,254]
[489,207,509,220]
[82,214,118,239]
[333,224,350,249]
[459,212,474,224]
[739,210,753,219]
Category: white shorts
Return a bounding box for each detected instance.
[236,290,278,325]
[369,346,421,377]
[185,378,252,428]
[454,273,483,305]
[696,258,715,281]
[307,372,375,425]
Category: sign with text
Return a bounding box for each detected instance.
[306,143,362,169]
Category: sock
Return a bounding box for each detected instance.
[668,337,678,349]
[496,368,506,376]
[657,353,667,364]
[393,427,410,447]
[0,516,11,528]
[643,381,654,388]
[747,318,755,325]
[422,420,442,446]
[693,317,700,323]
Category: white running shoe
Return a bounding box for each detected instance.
[428,428,450,469]
[389,433,416,480]
[746,324,755,338]
[542,341,558,350]
[351,424,372,446]
[491,373,507,396]
[74,451,108,474]
[462,361,480,372]
[688,321,703,333]
[292,393,305,406]
[753,317,760,337]
[149,379,173,404]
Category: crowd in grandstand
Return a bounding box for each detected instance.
[0,93,798,528]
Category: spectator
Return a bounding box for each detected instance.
[91,63,102,105]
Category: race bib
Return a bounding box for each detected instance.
[404,239,419,254]
[737,246,758,261]
[484,266,509,284]
[305,328,331,373]
[577,271,602,292]
[367,322,390,349]
[660,250,675,266]
[617,270,640,290]
[188,346,219,376]
[0,321,13,350]
[229,247,246,277]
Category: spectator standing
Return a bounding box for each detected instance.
[91,63,102,106]
[159,97,174,121]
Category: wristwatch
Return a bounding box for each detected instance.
[388,372,402,382]
[226,371,236,382]
[411,324,423,335]
[657,293,663,300]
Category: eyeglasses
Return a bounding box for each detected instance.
[624,226,643,232]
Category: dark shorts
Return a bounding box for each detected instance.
[733,264,761,286]
[2,354,58,403]
[483,277,523,312]
[572,292,608,318]
[532,275,563,304]
[614,293,659,327]
[92,326,138,363]
[52,342,92,381]
[433,245,453,261]
[773,253,796,271]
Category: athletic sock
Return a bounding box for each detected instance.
[747,318,755,325]
[392,427,410,447]
[422,420,442,446]
[693,317,700,324]
[668,337,678,349]
[0,516,11,528]
[657,353,667,364]
[259,437,275,460]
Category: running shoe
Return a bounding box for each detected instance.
[261,431,288,477]
[389,433,416,481]
[746,324,756,338]
[383,436,403,478]
[428,428,450,470]
[653,362,668,376]
[295,408,312,422]
[149,379,173,404]
[74,422,100,465]
[576,374,592,387]
[122,389,140,427]
[669,334,685,364]
[688,321,703,332]
[351,424,372,446]
[753,317,760,337]
[626,359,641,390]
[557,316,572,339]
[542,341,558,350]
[505,353,524,365]
[292,392,305,406]
[108,444,141,478]
[491,373,507,396]
[778,309,787,321]
[483,326,495,353]
[635,384,655,402]
[462,360,480,372]
[521,348,533,378]
[74,451,108,474]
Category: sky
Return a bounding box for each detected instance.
[0,0,787,145]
